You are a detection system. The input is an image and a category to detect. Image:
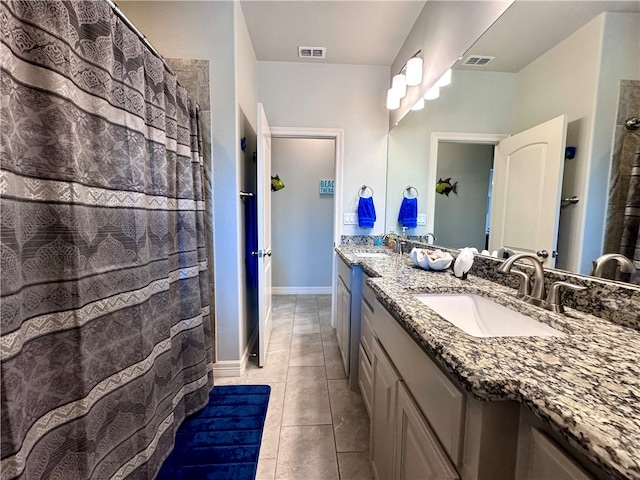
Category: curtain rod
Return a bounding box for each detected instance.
[105,0,176,77]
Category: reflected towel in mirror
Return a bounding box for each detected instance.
[398,197,417,228]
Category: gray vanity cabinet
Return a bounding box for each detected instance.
[370,338,400,480]
[363,280,523,480]
[371,334,459,480]
[336,257,364,390]
[395,381,460,480]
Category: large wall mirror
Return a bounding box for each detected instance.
[386,0,640,283]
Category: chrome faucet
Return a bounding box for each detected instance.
[419,232,437,244]
[590,253,636,278]
[498,253,547,302]
[499,253,586,313]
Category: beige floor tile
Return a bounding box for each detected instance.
[323,341,347,380]
[289,339,325,367]
[337,451,374,480]
[328,379,370,452]
[256,457,277,480]
[210,295,370,479]
[292,323,321,334]
[321,323,338,342]
[294,313,319,325]
[283,366,331,425]
[275,425,339,480]
[290,332,323,345]
[259,382,286,459]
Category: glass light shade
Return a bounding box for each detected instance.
[411,97,424,111]
[405,57,423,86]
[386,88,400,110]
[424,85,440,100]
[392,74,407,98]
[437,69,452,87]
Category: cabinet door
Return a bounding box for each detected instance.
[395,382,460,480]
[336,276,351,375]
[520,428,592,480]
[371,338,399,480]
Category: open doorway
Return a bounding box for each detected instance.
[271,137,335,294]
[434,142,495,251]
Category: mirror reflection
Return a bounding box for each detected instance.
[386,1,640,284]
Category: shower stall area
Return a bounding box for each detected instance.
[604,80,640,284]
[1,1,215,478]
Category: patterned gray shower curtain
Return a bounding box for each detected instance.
[1,1,213,478]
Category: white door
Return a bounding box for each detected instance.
[257,103,273,367]
[488,115,567,267]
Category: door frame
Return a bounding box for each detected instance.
[428,132,509,236]
[270,126,344,328]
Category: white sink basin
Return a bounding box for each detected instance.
[414,294,566,338]
[354,252,388,258]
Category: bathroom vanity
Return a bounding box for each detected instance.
[335,243,640,480]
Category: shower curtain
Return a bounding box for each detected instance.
[1,1,213,478]
[605,80,640,285]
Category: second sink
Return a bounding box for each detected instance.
[414,293,566,338]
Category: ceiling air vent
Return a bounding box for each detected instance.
[298,46,326,59]
[461,55,495,67]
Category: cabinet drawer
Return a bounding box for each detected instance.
[362,276,376,308]
[373,300,465,465]
[360,298,374,362]
[338,257,352,291]
[358,344,373,417]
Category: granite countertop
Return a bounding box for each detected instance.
[335,244,640,480]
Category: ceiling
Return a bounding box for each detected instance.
[239,0,640,71]
[239,1,426,66]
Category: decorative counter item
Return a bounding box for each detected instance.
[453,247,475,279]
[410,248,453,271]
[427,250,453,270]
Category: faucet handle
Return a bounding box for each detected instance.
[545,281,587,313]
[510,269,531,298]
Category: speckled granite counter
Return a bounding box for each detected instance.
[336,244,640,480]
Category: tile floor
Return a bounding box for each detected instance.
[214,294,374,480]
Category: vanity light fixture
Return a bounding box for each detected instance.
[386,50,422,110]
[405,56,423,86]
[436,68,452,87]
[424,85,440,100]
[392,73,407,98]
[411,97,424,111]
[386,88,400,110]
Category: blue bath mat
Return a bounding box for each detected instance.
[158,384,271,480]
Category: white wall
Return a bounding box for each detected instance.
[512,12,640,273]
[389,0,512,127]
[271,138,335,292]
[257,61,390,235]
[386,70,516,235]
[120,1,259,364]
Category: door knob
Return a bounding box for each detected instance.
[536,250,549,259]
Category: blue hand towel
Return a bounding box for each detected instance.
[398,197,417,228]
[244,195,258,288]
[357,196,376,228]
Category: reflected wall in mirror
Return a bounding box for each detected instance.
[386,1,640,282]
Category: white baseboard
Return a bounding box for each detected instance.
[211,359,246,377]
[212,327,259,378]
[272,286,332,295]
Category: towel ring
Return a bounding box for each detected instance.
[359,185,373,198]
[403,186,418,198]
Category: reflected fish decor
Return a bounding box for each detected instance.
[271,174,285,192]
[436,177,458,196]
